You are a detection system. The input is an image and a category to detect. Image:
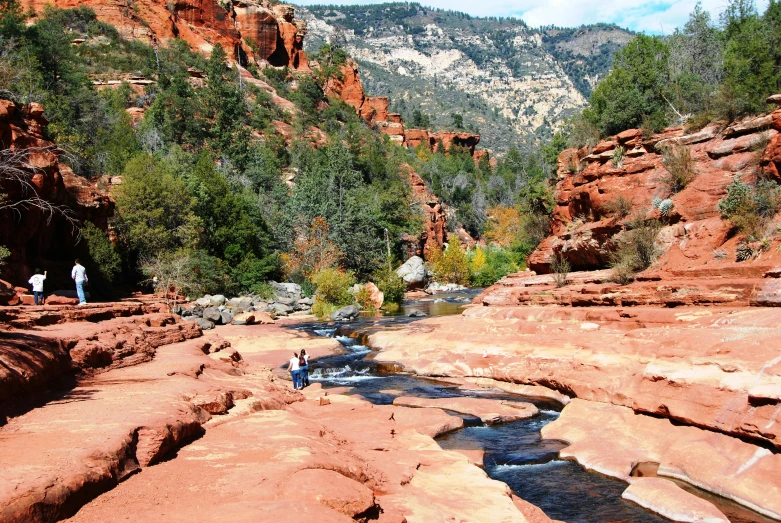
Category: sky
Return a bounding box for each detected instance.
[294,0,771,33]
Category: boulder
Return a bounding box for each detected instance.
[197,319,215,330]
[209,295,226,307]
[331,304,360,321]
[363,282,384,309]
[397,256,427,288]
[220,311,234,325]
[271,303,292,315]
[297,297,314,306]
[275,296,296,306]
[194,296,212,308]
[0,279,17,306]
[202,307,222,323]
[270,282,302,300]
[231,312,256,326]
[407,309,427,318]
[226,297,253,311]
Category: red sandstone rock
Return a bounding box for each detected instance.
[366,306,781,449]
[622,478,729,523]
[392,396,538,424]
[541,399,781,520]
[402,164,448,259]
[364,282,384,310]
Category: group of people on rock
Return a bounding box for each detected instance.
[26,259,89,306]
[288,349,310,390]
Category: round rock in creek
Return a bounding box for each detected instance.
[407,309,427,318]
[396,256,427,288]
[332,304,360,321]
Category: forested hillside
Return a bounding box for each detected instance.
[0,0,560,314]
[300,3,631,152]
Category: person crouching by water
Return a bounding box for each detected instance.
[289,352,301,390]
[299,349,310,388]
[28,268,47,305]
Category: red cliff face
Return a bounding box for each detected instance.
[24,0,309,70]
[325,62,485,162]
[528,103,781,277]
[401,164,448,259]
[0,101,113,287]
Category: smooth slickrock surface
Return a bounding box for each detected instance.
[0,310,553,523]
[367,305,781,449]
[540,399,781,520]
[392,396,538,424]
[622,478,729,523]
[64,387,547,523]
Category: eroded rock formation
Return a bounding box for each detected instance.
[24,0,309,69]
[325,60,485,161]
[0,100,114,287]
[529,105,781,275]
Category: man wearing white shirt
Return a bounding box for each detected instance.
[28,268,47,305]
[71,259,88,305]
[288,352,301,390]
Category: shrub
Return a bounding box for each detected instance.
[311,267,355,307]
[427,241,471,286]
[355,286,375,310]
[470,246,519,288]
[374,268,406,305]
[609,217,661,284]
[735,242,756,262]
[652,197,675,218]
[312,298,339,320]
[80,222,122,298]
[719,178,781,238]
[0,245,9,275]
[550,253,570,288]
[611,146,626,168]
[604,195,633,218]
[661,144,696,193]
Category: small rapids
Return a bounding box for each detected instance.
[294,293,772,523]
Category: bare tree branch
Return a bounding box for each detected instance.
[0,146,81,234]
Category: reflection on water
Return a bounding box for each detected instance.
[295,292,770,523]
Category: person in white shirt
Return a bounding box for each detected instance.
[28,268,47,305]
[288,352,301,390]
[71,259,88,305]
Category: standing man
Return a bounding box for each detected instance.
[71,259,88,305]
[28,268,47,305]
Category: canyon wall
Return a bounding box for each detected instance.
[23,0,309,69]
[0,100,114,290]
[529,100,781,276]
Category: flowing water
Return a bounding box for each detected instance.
[295,293,772,523]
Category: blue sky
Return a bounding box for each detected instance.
[294,0,771,33]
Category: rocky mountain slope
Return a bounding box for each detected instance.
[299,3,632,153]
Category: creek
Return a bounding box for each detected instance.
[295,292,771,523]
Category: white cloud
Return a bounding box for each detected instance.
[294,0,771,33]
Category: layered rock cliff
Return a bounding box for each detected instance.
[23,0,309,69]
[530,101,781,277]
[0,100,113,287]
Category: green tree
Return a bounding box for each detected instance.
[587,34,671,135]
[114,154,201,258]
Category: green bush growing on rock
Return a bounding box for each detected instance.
[0,245,9,275]
[661,144,696,194]
[718,178,781,239]
[311,268,356,319]
[609,216,661,284]
[374,268,406,306]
